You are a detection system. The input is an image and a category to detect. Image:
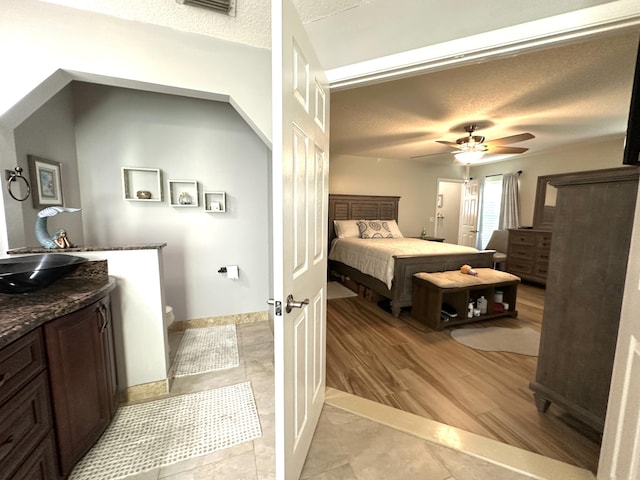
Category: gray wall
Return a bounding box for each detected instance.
[8,83,270,322]
[469,137,625,226]
[72,83,270,321]
[329,137,626,236]
[329,155,465,237]
[12,85,84,248]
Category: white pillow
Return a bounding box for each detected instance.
[334,220,361,238]
[357,220,404,239]
[385,219,404,238]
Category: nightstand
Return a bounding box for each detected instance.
[412,236,445,242]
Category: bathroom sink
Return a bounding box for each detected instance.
[0,254,87,294]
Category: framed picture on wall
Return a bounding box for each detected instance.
[28,155,64,208]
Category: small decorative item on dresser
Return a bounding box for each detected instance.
[136,190,152,199]
[179,192,192,205]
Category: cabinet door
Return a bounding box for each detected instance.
[98,296,119,418]
[44,300,110,478]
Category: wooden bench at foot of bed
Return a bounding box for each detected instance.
[411,268,521,330]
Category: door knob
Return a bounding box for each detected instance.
[286,294,309,313]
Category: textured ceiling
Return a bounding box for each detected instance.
[38,0,640,165]
[330,31,640,163]
[40,0,367,50]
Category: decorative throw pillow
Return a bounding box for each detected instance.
[357,220,397,238]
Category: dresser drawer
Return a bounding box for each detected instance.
[536,249,551,263]
[0,330,46,406]
[509,232,536,246]
[535,261,550,277]
[536,233,552,249]
[0,372,52,480]
[509,245,535,260]
[507,259,534,275]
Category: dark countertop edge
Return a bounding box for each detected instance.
[7,243,167,254]
[0,278,116,349]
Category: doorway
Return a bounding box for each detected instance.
[434,178,464,243]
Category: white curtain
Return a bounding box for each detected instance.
[498,172,520,229]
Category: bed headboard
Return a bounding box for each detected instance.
[328,194,400,246]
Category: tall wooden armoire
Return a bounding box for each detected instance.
[530,166,640,432]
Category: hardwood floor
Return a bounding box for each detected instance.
[326,282,601,473]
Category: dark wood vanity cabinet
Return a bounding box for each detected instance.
[99,297,119,419]
[44,294,118,478]
[530,167,639,432]
[0,330,59,480]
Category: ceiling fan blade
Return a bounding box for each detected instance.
[484,133,535,146]
[486,145,529,154]
[410,151,452,159]
[435,140,460,147]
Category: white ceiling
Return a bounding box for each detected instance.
[38,0,640,165]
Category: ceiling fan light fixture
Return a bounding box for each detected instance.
[454,151,486,164]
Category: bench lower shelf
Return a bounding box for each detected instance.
[437,310,518,329]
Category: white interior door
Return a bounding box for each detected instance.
[458,178,480,247]
[598,186,640,479]
[272,0,329,478]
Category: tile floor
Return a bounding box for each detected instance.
[94,320,592,480]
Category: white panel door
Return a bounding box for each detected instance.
[272,0,329,478]
[458,178,480,247]
[598,187,640,479]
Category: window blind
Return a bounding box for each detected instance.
[479,175,503,249]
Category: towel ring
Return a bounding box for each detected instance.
[5,167,31,202]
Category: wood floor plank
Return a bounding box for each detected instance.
[326,282,601,473]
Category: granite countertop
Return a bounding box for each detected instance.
[0,260,116,349]
[7,243,166,254]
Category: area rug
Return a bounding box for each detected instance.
[327,281,358,299]
[173,324,239,377]
[450,326,540,356]
[70,382,262,480]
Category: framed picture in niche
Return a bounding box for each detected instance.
[28,155,64,208]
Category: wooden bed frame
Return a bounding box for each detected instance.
[328,194,494,317]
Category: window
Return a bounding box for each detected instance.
[479,175,502,249]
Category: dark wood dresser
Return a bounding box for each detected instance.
[529,166,639,432]
[506,229,552,285]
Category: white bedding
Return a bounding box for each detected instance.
[328,237,479,289]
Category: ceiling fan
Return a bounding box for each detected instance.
[435,124,535,163]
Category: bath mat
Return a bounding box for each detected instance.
[450,326,540,356]
[70,382,262,480]
[327,281,357,300]
[173,324,239,377]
